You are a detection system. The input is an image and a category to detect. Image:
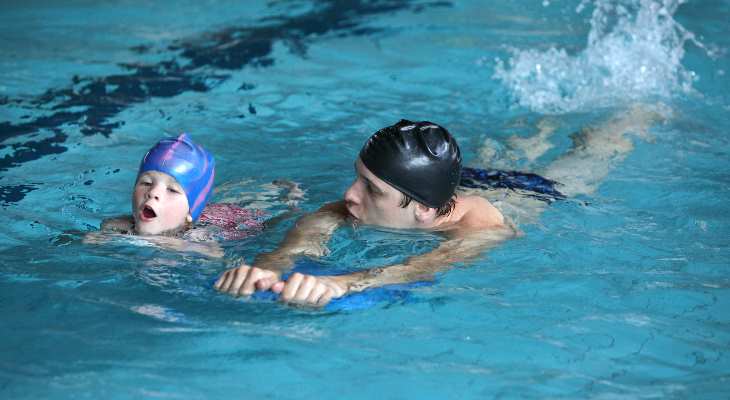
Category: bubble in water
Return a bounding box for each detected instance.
[494,0,706,114]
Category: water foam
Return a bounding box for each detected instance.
[494,0,705,114]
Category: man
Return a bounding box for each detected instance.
[215,119,516,306]
[215,108,658,306]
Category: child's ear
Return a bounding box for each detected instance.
[186,214,193,223]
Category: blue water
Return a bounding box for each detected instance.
[1,0,729,398]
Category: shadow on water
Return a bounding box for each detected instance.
[0,0,451,204]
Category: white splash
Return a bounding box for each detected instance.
[494,0,706,114]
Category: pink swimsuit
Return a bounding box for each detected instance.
[196,203,267,240]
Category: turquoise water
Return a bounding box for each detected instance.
[1,0,729,398]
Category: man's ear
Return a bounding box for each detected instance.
[413,202,436,223]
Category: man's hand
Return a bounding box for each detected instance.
[214,264,281,297]
[271,273,348,307]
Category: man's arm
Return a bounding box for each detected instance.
[252,201,347,272]
[349,228,515,289]
[214,201,348,296]
[273,224,518,307]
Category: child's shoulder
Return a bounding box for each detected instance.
[100,215,135,234]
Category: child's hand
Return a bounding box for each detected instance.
[214,264,281,297]
[272,179,306,207]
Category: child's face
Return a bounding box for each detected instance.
[132,171,190,235]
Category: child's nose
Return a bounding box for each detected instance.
[146,185,163,200]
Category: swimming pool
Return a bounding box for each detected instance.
[1,0,729,398]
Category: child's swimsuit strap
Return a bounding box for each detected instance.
[459,167,565,203]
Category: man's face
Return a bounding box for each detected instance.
[344,159,419,229]
[132,171,190,235]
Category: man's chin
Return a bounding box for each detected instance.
[346,212,362,224]
[344,206,360,221]
[347,214,372,230]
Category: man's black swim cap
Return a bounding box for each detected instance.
[359,119,462,209]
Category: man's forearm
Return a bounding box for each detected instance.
[338,227,517,293]
[252,202,347,273]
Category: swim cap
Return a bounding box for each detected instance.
[359,120,462,208]
[138,133,215,221]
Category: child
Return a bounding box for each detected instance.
[86,133,269,258]
[102,133,215,234]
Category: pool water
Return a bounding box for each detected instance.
[1,0,729,398]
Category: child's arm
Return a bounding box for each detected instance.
[272,179,306,207]
[82,216,134,244]
[100,216,135,233]
[140,235,224,259]
[260,180,307,230]
[85,215,223,258]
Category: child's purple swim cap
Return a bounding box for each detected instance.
[138,133,215,221]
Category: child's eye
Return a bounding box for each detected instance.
[167,187,180,194]
[139,181,152,186]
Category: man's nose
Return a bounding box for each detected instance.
[344,180,361,204]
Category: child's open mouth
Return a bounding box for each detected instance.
[142,205,157,219]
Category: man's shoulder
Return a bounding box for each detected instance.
[456,195,505,229]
